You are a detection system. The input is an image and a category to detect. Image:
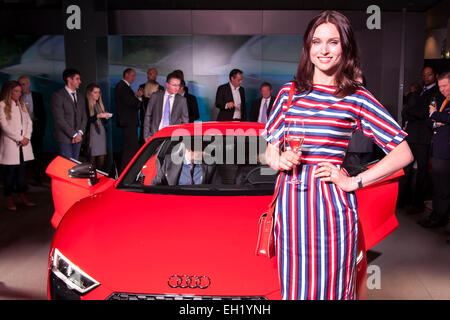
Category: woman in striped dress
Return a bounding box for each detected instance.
[263,11,413,300]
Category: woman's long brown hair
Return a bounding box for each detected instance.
[0,81,27,121]
[295,10,362,98]
[86,83,106,117]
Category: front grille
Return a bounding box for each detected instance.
[108,293,267,301]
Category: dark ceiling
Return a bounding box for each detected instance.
[0,0,446,11]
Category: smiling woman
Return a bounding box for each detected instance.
[263,10,413,300]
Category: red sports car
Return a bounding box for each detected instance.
[46,122,402,300]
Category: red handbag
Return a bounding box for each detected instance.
[255,82,295,258]
[255,173,284,258]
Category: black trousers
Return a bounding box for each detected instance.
[430,157,450,223]
[30,135,43,183]
[398,143,430,208]
[3,147,27,196]
[120,126,139,173]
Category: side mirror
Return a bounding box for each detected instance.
[68,163,99,186]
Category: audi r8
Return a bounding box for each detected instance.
[46,122,403,300]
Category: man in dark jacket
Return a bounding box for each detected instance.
[18,76,46,185]
[419,71,450,228]
[398,66,445,213]
[50,68,87,161]
[115,68,144,172]
[178,80,199,123]
[215,69,246,121]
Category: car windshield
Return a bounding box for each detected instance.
[118,135,278,196]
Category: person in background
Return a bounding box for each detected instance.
[418,71,450,229]
[85,83,111,170]
[178,79,199,122]
[50,68,87,161]
[139,68,165,103]
[342,74,374,168]
[250,82,275,123]
[215,69,246,121]
[402,82,421,130]
[0,81,35,210]
[138,68,164,145]
[17,76,46,186]
[398,66,445,213]
[143,71,189,141]
[115,68,144,172]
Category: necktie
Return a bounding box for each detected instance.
[420,87,427,96]
[260,99,268,123]
[71,92,79,128]
[162,95,172,128]
[190,163,195,185]
[440,97,448,112]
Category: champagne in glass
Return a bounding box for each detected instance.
[286,120,305,185]
[430,97,437,128]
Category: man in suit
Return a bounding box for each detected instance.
[50,68,87,161]
[143,71,189,141]
[115,68,144,172]
[398,66,445,213]
[215,69,246,121]
[18,76,46,185]
[178,79,200,123]
[152,140,216,186]
[138,68,165,145]
[250,82,275,123]
[419,71,450,228]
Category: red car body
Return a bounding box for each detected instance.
[46,122,402,300]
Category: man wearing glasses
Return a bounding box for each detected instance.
[143,71,189,141]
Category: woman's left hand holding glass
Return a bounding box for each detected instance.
[316,162,356,192]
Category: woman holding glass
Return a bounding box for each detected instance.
[0,81,35,210]
[264,11,413,300]
[85,83,111,170]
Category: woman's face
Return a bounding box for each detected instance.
[309,22,343,77]
[90,87,101,101]
[11,85,22,102]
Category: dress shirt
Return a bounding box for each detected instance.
[421,83,436,95]
[65,86,83,138]
[158,91,175,130]
[229,82,242,120]
[22,92,34,118]
[178,154,203,185]
[258,98,271,123]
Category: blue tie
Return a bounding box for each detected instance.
[162,94,172,128]
[260,99,268,123]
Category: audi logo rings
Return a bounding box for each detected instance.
[168,275,211,289]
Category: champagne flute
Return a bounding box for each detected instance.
[286,119,305,185]
[430,97,437,128]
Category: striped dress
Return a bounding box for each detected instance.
[263,83,407,300]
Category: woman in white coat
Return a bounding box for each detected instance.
[0,81,35,210]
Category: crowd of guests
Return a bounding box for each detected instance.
[399,67,450,235]
[0,64,448,236]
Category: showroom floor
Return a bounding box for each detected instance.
[0,184,448,300]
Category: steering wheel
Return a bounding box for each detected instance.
[242,165,278,185]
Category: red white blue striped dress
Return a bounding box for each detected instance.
[262,83,407,300]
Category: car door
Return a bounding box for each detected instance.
[355,168,404,250]
[45,157,115,228]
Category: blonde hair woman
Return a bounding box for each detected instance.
[85,83,110,169]
[0,81,36,210]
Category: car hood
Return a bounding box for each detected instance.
[51,187,280,298]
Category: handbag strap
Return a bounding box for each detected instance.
[267,81,296,213]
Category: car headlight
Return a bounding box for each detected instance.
[51,248,100,294]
